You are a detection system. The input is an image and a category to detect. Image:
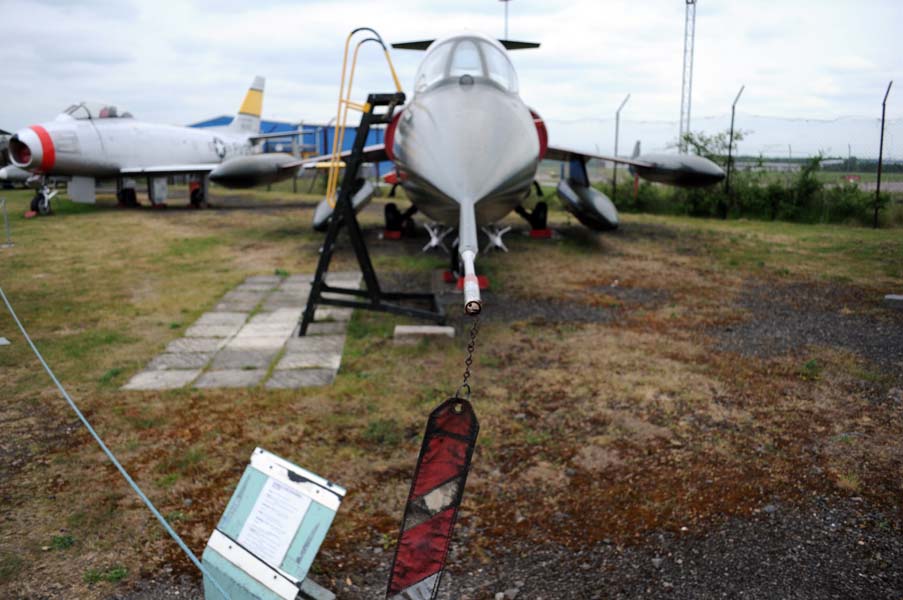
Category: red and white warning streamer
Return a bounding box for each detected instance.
[386,318,481,599]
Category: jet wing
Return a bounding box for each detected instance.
[545,145,653,169]
[120,164,220,176]
[297,144,389,167]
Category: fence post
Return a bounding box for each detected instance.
[1,198,12,248]
[874,80,893,229]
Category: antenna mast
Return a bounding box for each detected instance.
[678,0,697,153]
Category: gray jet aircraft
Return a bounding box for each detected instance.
[7,77,303,214]
[305,34,725,314]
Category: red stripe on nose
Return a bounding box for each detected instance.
[29,125,56,172]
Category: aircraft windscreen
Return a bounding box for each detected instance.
[64,102,134,120]
[414,37,518,94]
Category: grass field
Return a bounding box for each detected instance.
[0,186,901,597]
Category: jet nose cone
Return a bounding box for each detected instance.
[9,125,55,172]
[394,85,539,204]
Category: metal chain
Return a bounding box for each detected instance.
[456,316,480,400]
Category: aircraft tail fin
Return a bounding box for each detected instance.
[632,140,641,159]
[229,76,265,134]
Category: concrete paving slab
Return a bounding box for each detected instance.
[0,337,9,346]
[314,307,354,322]
[236,323,296,337]
[213,348,279,368]
[327,270,362,280]
[165,337,226,353]
[185,323,244,338]
[305,322,348,336]
[265,369,336,389]
[885,294,903,309]
[248,308,304,325]
[324,280,361,291]
[245,275,282,285]
[262,297,308,311]
[214,301,259,312]
[195,369,267,388]
[225,335,286,351]
[148,352,214,370]
[221,289,267,300]
[235,283,278,293]
[194,312,248,327]
[284,274,312,284]
[286,334,346,353]
[276,351,342,370]
[123,369,200,391]
[393,325,456,344]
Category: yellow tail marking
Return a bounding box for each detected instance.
[239,88,263,116]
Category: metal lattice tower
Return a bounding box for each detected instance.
[678,0,697,153]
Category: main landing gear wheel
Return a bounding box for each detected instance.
[515,201,548,230]
[190,187,207,209]
[384,202,417,237]
[117,188,139,208]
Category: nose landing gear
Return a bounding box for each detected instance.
[27,185,57,217]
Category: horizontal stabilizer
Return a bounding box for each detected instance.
[392,39,540,51]
[499,39,540,50]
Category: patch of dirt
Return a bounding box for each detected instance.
[713,279,903,380]
[316,496,903,599]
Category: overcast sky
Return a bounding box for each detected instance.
[2,0,900,155]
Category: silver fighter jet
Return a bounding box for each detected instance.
[310,33,726,313]
[7,77,303,214]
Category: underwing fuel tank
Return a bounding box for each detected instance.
[556,179,619,231]
[208,153,298,188]
[312,179,374,231]
[630,153,725,188]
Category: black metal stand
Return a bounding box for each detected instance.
[299,92,445,336]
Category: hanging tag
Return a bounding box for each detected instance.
[386,397,479,600]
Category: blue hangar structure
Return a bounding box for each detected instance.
[189,116,393,177]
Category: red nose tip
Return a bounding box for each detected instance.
[9,137,31,165]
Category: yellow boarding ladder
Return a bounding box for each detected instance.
[326,28,403,208]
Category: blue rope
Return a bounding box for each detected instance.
[0,286,230,600]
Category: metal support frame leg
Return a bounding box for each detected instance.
[299,92,446,336]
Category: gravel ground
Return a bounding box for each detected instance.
[119,496,901,599]
[713,279,903,380]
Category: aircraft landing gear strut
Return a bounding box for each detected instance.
[29,184,57,216]
[384,202,417,238]
[515,201,548,230]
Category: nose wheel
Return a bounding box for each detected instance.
[29,185,57,216]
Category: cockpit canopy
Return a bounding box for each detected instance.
[414,35,519,94]
[62,101,134,120]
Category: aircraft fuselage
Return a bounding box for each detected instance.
[391,80,539,228]
[9,115,254,177]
